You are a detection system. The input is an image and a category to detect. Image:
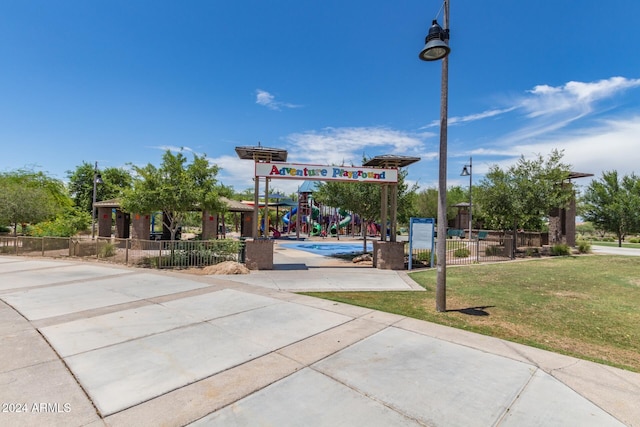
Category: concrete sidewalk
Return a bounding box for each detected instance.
[1,254,639,426]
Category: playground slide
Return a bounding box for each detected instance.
[282,207,297,225]
[330,212,351,235]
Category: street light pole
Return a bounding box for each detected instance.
[419,0,450,312]
[461,156,472,239]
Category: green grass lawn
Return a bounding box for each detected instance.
[591,241,640,249]
[303,255,640,372]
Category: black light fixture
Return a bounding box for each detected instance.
[419,20,450,61]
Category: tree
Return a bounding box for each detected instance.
[313,164,417,252]
[67,162,133,213]
[0,169,70,236]
[582,171,640,247]
[121,150,225,240]
[414,186,467,224]
[475,150,573,234]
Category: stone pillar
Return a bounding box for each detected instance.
[244,239,274,270]
[115,210,130,239]
[202,211,218,240]
[373,241,405,270]
[566,196,577,247]
[131,213,151,241]
[97,207,112,238]
[241,212,254,238]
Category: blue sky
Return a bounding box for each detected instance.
[1,1,639,196]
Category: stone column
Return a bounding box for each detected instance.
[131,213,151,241]
[202,211,218,240]
[97,207,112,238]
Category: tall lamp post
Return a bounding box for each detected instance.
[419,0,450,312]
[91,162,103,240]
[461,157,472,239]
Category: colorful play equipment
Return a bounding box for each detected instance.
[329,209,352,236]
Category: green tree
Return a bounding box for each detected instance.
[414,186,467,224]
[475,150,573,234]
[121,150,225,240]
[582,171,640,247]
[67,162,133,213]
[0,169,70,236]
[313,165,417,252]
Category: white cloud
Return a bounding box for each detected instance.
[508,116,640,180]
[285,127,429,165]
[523,77,640,118]
[255,89,301,111]
[422,107,516,129]
[149,145,195,153]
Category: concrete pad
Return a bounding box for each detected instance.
[550,360,640,427]
[97,273,210,299]
[0,329,59,373]
[0,300,32,335]
[2,273,209,320]
[277,318,387,366]
[209,301,352,349]
[0,360,100,427]
[190,368,422,426]
[314,327,536,426]
[0,263,132,291]
[0,258,72,272]
[500,369,625,426]
[217,268,418,291]
[105,352,302,427]
[65,322,270,416]
[40,304,196,357]
[161,288,280,322]
[3,283,138,320]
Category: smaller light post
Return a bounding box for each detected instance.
[460,157,472,239]
[91,162,103,240]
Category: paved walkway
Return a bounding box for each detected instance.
[1,249,639,426]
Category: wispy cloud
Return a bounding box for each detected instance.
[149,145,195,153]
[255,89,301,111]
[521,77,640,118]
[285,127,430,165]
[494,76,640,147]
[422,107,516,129]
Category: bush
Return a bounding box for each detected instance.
[550,243,571,256]
[453,248,471,258]
[412,250,436,266]
[628,237,640,244]
[29,207,91,237]
[525,247,540,257]
[0,225,10,233]
[98,243,117,258]
[485,245,501,256]
[577,240,591,254]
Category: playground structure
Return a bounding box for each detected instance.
[235,145,420,270]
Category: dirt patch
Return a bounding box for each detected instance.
[182,261,250,275]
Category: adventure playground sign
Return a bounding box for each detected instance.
[255,162,398,183]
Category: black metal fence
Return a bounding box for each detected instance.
[408,236,514,269]
[0,236,243,269]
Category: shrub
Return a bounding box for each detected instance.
[525,247,540,257]
[453,248,471,258]
[550,243,571,256]
[0,225,10,233]
[628,237,640,244]
[98,243,117,258]
[485,245,501,256]
[576,240,591,254]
